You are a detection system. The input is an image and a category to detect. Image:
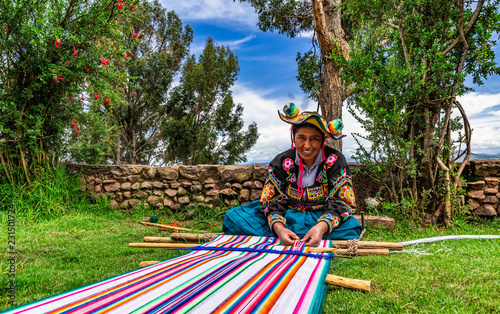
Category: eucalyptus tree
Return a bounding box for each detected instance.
[111,0,193,165]
[162,36,259,165]
[236,0,351,151]
[337,0,500,225]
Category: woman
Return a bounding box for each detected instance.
[223,103,362,246]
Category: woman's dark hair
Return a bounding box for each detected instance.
[292,122,325,139]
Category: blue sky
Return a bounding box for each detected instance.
[160,0,500,163]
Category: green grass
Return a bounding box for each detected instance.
[1,169,499,313]
[2,209,498,313]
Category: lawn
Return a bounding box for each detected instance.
[1,205,499,313]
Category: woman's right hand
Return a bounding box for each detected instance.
[273,223,300,246]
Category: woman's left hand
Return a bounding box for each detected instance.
[302,222,329,247]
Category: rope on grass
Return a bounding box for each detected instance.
[392,235,500,256]
[401,235,500,246]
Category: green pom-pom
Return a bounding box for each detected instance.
[149,215,159,223]
[283,103,300,118]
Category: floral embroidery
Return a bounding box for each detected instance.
[317,213,340,233]
[268,214,286,230]
[316,173,323,183]
[325,154,338,167]
[287,185,301,200]
[307,186,324,202]
[339,186,356,208]
[341,212,350,221]
[282,158,294,171]
[287,172,297,183]
[261,183,276,203]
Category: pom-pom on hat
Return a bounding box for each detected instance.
[278,103,345,139]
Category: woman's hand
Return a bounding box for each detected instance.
[273,223,300,246]
[302,222,329,247]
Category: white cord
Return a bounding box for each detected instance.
[402,235,500,246]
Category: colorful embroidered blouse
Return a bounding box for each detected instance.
[260,146,356,234]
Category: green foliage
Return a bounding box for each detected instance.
[163,36,259,165]
[332,0,500,223]
[0,0,137,182]
[0,166,107,221]
[65,0,193,165]
[237,0,314,38]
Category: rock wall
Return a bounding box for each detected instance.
[66,163,375,215]
[462,159,500,217]
[67,159,499,217]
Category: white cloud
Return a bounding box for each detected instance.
[456,92,500,116]
[456,92,500,154]
[217,35,256,49]
[488,110,500,117]
[160,0,258,28]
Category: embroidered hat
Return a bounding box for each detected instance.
[278,103,344,139]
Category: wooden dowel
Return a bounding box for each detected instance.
[130,243,198,249]
[170,233,222,242]
[138,261,371,292]
[130,243,389,255]
[313,247,390,256]
[143,237,176,243]
[138,221,207,233]
[325,274,371,292]
[331,240,403,251]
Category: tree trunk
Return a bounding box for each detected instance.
[311,0,351,152]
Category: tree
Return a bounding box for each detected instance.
[162,36,259,165]
[236,0,351,151]
[66,0,193,165]
[112,0,192,165]
[336,0,500,225]
[0,0,137,183]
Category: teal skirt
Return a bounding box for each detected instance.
[222,200,362,240]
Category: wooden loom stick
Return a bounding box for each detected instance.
[325,274,371,292]
[331,240,403,251]
[129,243,389,256]
[138,221,207,233]
[170,233,223,242]
[138,261,371,292]
[143,237,176,243]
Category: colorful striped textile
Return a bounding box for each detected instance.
[4,235,333,314]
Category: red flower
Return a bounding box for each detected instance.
[132,29,137,38]
[70,119,75,127]
[85,65,89,71]
[116,18,119,25]
[73,46,78,56]
[118,4,123,9]
[70,96,73,102]
[128,50,134,56]
[132,89,136,95]
[55,37,61,48]
[130,6,134,12]
[55,77,63,83]
[81,96,84,100]
[101,55,109,65]
[105,98,111,105]
[94,92,99,100]
[124,51,129,58]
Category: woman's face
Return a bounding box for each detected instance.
[294,126,323,167]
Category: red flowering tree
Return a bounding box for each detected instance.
[0,0,137,183]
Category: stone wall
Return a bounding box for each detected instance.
[66,163,375,214]
[462,159,500,217]
[67,159,499,217]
